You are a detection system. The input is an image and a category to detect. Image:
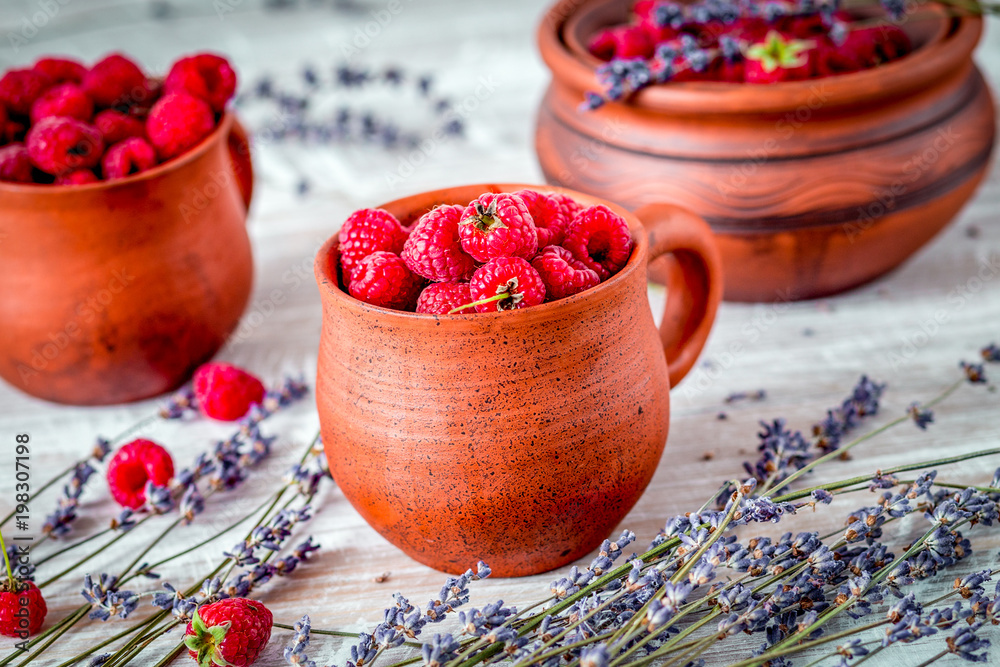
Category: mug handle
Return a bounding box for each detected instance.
[634,203,724,388]
[227,117,254,213]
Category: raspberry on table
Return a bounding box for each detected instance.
[338,208,409,282]
[514,189,578,248]
[349,251,424,311]
[185,599,272,667]
[25,116,104,176]
[459,192,538,263]
[401,204,477,282]
[94,109,147,145]
[0,580,47,637]
[106,438,175,510]
[102,137,157,180]
[146,92,215,161]
[0,68,52,116]
[33,57,87,85]
[469,257,546,312]
[416,282,475,315]
[164,53,238,113]
[56,169,99,185]
[82,53,147,109]
[192,361,266,422]
[0,143,34,183]
[531,245,601,301]
[30,83,94,123]
[562,204,633,281]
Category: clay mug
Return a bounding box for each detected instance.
[314,183,723,576]
[0,112,254,405]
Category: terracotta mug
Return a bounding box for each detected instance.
[314,183,723,576]
[0,112,254,405]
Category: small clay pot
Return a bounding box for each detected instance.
[535,0,996,301]
[314,183,723,576]
[0,112,254,405]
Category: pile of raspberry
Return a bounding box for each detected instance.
[0,52,237,184]
[337,190,634,314]
[585,0,912,100]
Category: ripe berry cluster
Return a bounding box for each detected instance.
[337,190,634,314]
[0,52,237,184]
[584,0,912,107]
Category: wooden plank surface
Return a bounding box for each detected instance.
[1,1,999,665]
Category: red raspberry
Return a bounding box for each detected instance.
[416,282,475,315]
[349,251,424,311]
[82,53,146,109]
[94,109,146,145]
[102,137,157,180]
[106,439,175,510]
[401,204,476,282]
[531,245,601,301]
[338,208,409,282]
[33,57,87,85]
[876,25,911,62]
[185,599,272,667]
[0,144,33,183]
[459,193,538,263]
[146,92,215,161]
[29,83,94,123]
[164,53,238,113]
[0,68,52,116]
[563,205,633,281]
[25,117,104,176]
[588,25,654,60]
[513,189,578,248]
[192,362,266,421]
[56,169,99,185]
[0,580,47,637]
[469,257,546,313]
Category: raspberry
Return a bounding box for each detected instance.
[102,137,157,180]
[459,193,538,263]
[416,282,475,315]
[513,189,578,248]
[469,257,546,313]
[146,92,215,161]
[563,205,633,281]
[106,439,175,509]
[94,109,146,145]
[192,362,266,421]
[33,57,87,85]
[185,599,272,667]
[588,25,654,60]
[0,68,52,116]
[401,204,476,282]
[349,251,424,311]
[29,83,94,123]
[531,245,601,301]
[56,169,99,185]
[0,580,47,637]
[82,53,146,109]
[338,208,409,282]
[876,25,911,61]
[25,117,104,176]
[164,53,238,113]
[0,144,34,183]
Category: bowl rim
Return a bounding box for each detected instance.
[537,0,982,114]
[0,110,237,196]
[314,182,653,326]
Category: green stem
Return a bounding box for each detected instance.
[13,606,89,666]
[449,293,508,314]
[914,649,949,667]
[0,462,80,529]
[150,642,186,667]
[37,515,154,589]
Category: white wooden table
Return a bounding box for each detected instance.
[1,1,999,665]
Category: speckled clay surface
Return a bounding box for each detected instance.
[0,113,254,405]
[314,183,722,576]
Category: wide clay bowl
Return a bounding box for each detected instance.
[315,183,723,576]
[536,0,996,302]
[0,112,254,405]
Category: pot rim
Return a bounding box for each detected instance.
[537,0,982,114]
[314,183,650,326]
[0,110,237,196]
